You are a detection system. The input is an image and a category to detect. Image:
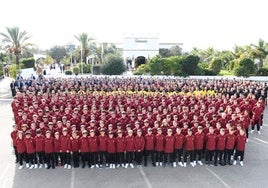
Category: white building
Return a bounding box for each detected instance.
[122,35,182,67]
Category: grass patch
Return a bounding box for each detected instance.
[218,70,234,76]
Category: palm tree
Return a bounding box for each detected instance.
[74,33,94,63]
[250,39,268,69]
[0,26,32,68]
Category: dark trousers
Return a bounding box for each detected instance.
[144,150,155,165]
[225,149,234,164]
[81,152,89,166]
[174,148,183,162]
[61,152,71,165]
[72,151,80,167]
[13,146,19,161]
[126,151,134,164]
[184,150,194,162]
[215,150,225,165]
[45,153,55,168]
[234,150,244,161]
[18,152,25,166]
[195,149,203,161]
[164,152,174,164]
[116,152,125,165]
[205,150,215,163]
[252,119,260,131]
[25,153,37,165]
[54,152,61,166]
[245,128,249,138]
[99,151,107,165]
[36,151,45,164]
[135,151,143,165]
[89,152,98,166]
[155,151,164,162]
[107,153,116,164]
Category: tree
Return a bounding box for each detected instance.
[208,58,222,75]
[147,56,165,75]
[0,26,32,68]
[74,33,94,63]
[181,55,200,75]
[48,46,67,63]
[250,39,268,69]
[101,54,126,75]
[234,58,256,77]
[159,45,182,58]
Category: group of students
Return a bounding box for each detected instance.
[12,120,247,170]
[10,76,266,170]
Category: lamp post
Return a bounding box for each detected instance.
[81,45,83,75]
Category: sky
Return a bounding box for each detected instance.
[0,0,267,52]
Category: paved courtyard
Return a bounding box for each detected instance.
[0,77,268,188]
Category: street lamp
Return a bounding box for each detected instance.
[81,45,83,75]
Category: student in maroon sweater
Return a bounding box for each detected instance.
[79,130,89,168]
[16,131,26,169]
[98,129,107,168]
[155,128,165,167]
[44,131,55,169]
[144,128,155,167]
[225,128,236,165]
[24,132,37,169]
[88,129,99,168]
[125,130,135,168]
[164,129,175,167]
[115,130,125,168]
[233,130,247,166]
[134,129,145,167]
[215,128,226,166]
[174,127,184,167]
[194,126,204,166]
[11,124,19,163]
[184,129,195,167]
[107,131,116,169]
[70,131,80,168]
[60,128,71,169]
[205,126,217,166]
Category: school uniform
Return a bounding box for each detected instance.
[107,137,116,165]
[44,137,55,169]
[164,135,175,165]
[34,135,45,166]
[234,134,247,162]
[16,137,26,166]
[174,133,184,163]
[53,138,61,166]
[60,134,71,167]
[79,136,89,168]
[70,137,80,168]
[144,134,155,166]
[88,136,99,167]
[98,135,107,166]
[184,135,195,163]
[125,135,135,164]
[11,130,19,162]
[24,137,37,166]
[115,136,126,165]
[155,134,165,164]
[194,132,204,162]
[215,134,226,165]
[225,133,236,164]
[205,133,216,165]
[134,135,145,165]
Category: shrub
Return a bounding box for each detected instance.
[65,70,72,75]
[20,57,35,68]
[0,62,3,77]
[9,64,22,78]
[77,63,91,73]
[73,67,80,75]
[256,68,268,76]
[203,68,217,75]
[133,64,149,75]
[208,58,222,75]
[101,54,126,75]
[234,58,256,77]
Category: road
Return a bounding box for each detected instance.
[0,78,268,188]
